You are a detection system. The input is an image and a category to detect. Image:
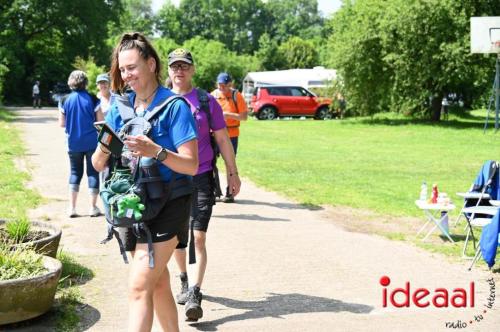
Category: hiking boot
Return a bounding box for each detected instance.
[176,273,189,305]
[89,206,101,217]
[222,195,235,203]
[185,286,203,321]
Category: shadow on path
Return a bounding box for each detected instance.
[235,199,323,211]
[11,115,56,125]
[212,213,290,222]
[190,293,373,331]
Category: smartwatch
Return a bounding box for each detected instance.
[155,147,168,162]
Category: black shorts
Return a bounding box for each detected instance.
[191,171,216,232]
[114,194,191,251]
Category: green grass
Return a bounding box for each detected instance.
[5,217,31,243]
[53,250,94,331]
[238,110,500,218]
[0,108,42,220]
[0,243,45,280]
[0,109,93,331]
[57,250,95,288]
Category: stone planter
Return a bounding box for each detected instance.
[0,255,62,325]
[0,220,62,258]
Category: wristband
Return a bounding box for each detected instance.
[229,172,238,177]
[99,144,111,155]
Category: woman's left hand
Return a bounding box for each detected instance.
[124,135,159,158]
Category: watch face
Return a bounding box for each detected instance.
[157,148,167,161]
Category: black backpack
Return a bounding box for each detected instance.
[194,88,223,198]
[100,93,192,268]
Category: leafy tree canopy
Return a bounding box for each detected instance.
[1,0,121,103]
[326,0,500,118]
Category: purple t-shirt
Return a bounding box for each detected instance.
[183,88,226,175]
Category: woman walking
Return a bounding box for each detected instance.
[92,32,198,332]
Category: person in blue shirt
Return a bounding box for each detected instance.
[58,70,103,218]
[91,32,198,332]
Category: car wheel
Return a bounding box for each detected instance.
[258,106,278,120]
[315,106,332,120]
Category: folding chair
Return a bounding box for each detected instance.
[468,208,500,270]
[461,204,498,258]
[455,160,498,227]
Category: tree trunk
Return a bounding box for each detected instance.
[430,95,441,121]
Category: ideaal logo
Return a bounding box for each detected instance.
[380,276,474,308]
[380,276,496,329]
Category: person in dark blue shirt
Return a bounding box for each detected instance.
[58,70,103,218]
[91,32,198,331]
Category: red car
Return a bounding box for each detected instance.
[250,86,333,120]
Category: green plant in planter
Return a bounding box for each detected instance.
[5,218,31,243]
[0,241,46,280]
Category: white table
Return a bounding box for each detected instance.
[415,200,456,242]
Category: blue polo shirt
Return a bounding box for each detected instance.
[60,90,98,152]
[105,86,197,182]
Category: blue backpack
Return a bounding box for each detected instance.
[100,94,192,268]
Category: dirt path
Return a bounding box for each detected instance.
[7,107,500,331]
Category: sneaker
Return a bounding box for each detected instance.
[222,195,235,203]
[68,207,78,218]
[89,206,101,217]
[176,273,189,305]
[185,286,203,321]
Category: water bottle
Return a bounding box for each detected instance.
[419,181,427,201]
[140,157,164,199]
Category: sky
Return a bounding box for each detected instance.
[151,0,342,17]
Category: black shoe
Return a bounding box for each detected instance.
[176,273,189,305]
[222,195,235,203]
[185,286,203,321]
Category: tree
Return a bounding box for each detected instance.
[278,36,319,69]
[255,33,284,70]
[326,0,500,118]
[156,0,269,54]
[180,37,260,90]
[111,0,155,37]
[265,0,324,44]
[326,0,391,116]
[155,1,186,43]
[0,0,121,103]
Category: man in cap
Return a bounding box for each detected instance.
[168,48,241,322]
[211,72,247,203]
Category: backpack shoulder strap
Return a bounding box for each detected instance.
[115,94,135,123]
[231,88,239,113]
[144,95,186,123]
[196,88,213,128]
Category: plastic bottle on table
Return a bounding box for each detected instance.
[419,181,427,201]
